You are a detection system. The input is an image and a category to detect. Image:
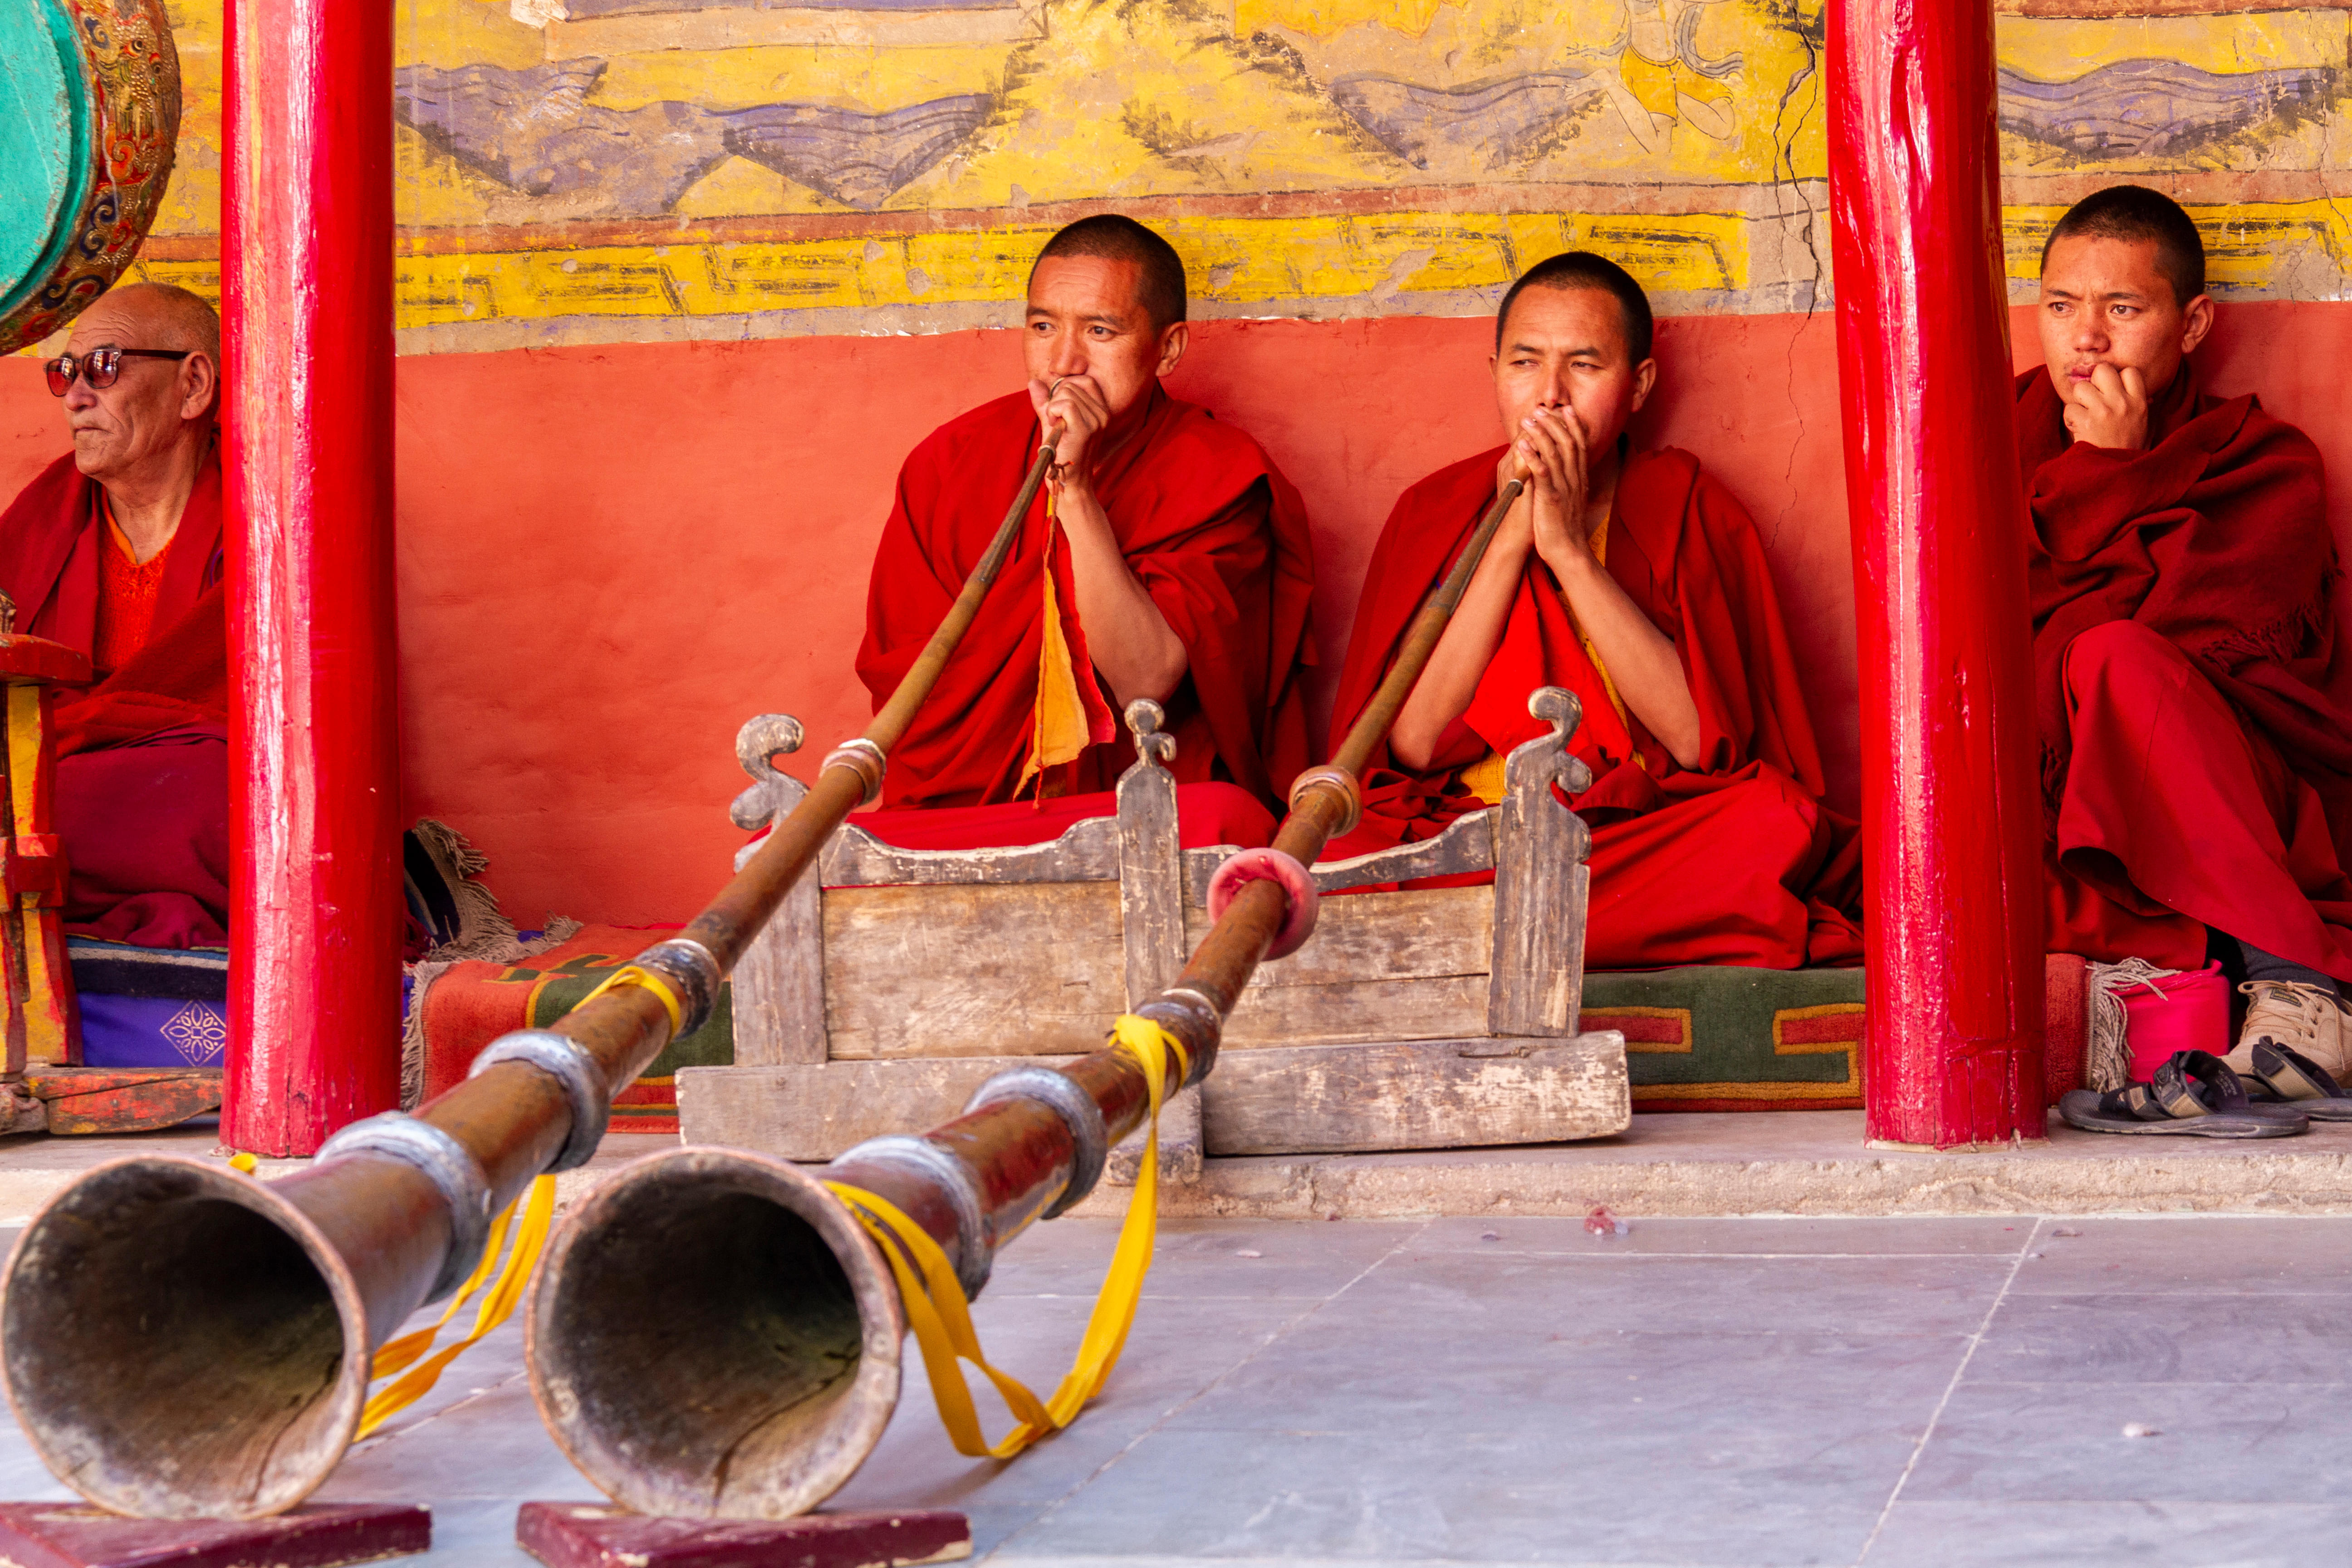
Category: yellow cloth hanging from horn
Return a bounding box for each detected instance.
[1017,487,1095,799]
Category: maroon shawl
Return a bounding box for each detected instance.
[2017,363,2352,849]
[0,448,227,756]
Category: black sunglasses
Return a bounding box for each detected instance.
[44,346,193,396]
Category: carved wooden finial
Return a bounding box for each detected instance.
[1527,685,1579,732]
[1507,686,1591,797]
[735,713,805,779]
[0,590,15,638]
[728,713,809,831]
[1124,698,1176,768]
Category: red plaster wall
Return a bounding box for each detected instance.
[6,299,2345,926]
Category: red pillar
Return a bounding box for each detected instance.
[221,0,402,1154]
[1831,0,2047,1144]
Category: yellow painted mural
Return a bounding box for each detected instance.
[103,0,2352,348]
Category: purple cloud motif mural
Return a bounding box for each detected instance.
[1329,73,1610,171]
[1998,58,2336,161]
[395,60,994,212]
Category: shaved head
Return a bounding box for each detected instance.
[70,282,221,417]
[2041,186,2205,309]
[1496,252,1654,363]
[82,281,219,355]
[60,280,223,495]
[1030,215,1187,331]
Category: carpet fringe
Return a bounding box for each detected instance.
[401,818,583,1108]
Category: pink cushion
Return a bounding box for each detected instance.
[2122,961,2232,1080]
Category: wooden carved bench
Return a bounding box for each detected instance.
[678,687,1631,1174]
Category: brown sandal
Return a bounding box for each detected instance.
[2244,1039,2352,1122]
[2060,1051,2310,1138]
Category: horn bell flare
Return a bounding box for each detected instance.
[526,1147,904,1520]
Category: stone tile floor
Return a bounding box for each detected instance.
[4,1213,2347,1566]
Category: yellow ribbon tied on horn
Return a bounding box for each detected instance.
[827,1014,1188,1459]
[355,1173,559,1438]
[572,963,686,1039]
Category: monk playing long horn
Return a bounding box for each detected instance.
[2022,186,2352,1075]
[855,214,1317,843]
[1325,251,1861,968]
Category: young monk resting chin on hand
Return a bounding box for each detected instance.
[2022,184,2352,1073]
[1325,251,1862,971]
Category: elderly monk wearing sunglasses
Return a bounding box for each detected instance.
[0,282,229,949]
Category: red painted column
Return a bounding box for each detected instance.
[221,0,402,1154]
[1831,0,2047,1144]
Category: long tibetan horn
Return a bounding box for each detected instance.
[521,479,1529,1518]
[0,428,1062,1520]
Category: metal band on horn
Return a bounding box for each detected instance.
[1286,764,1363,838]
[965,1067,1110,1219]
[314,1113,494,1302]
[821,738,887,808]
[833,1135,992,1299]
[633,937,723,1038]
[470,1030,611,1173]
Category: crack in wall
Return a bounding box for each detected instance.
[1767,10,1828,550]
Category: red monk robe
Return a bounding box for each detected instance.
[1326,443,1861,970]
[856,386,1317,821]
[0,449,230,948]
[2021,363,2352,980]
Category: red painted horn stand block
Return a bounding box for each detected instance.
[0,1502,427,1568]
[516,1503,971,1568]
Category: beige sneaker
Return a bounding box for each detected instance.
[2228,981,2352,1080]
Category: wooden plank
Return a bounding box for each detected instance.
[0,1502,431,1568]
[1201,1033,1630,1155]
[1107,718,1201,1186]
[680,1058,1077,1161]
[21,681,74,1066]
[1115,712,1186,1006]
[729,773,826,1067]
[1219,975,1491,1048]
[729,879,825,1066]
[1186,886,1491,988]
[1184,885,1492,1047]
[1105,1084,1202,1186]
[1181,809,1494,906]
[4,681,74,1068]
[42,1077,225,1135]
[818,817,1119,888]
[23,1067,220,1099]
[823,882,1125,1059]
[1488,688,1592,1037]
[725,720,825,1066]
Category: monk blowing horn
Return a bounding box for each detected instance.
[0,426,1066,1520]
[520,476,1535,1519]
